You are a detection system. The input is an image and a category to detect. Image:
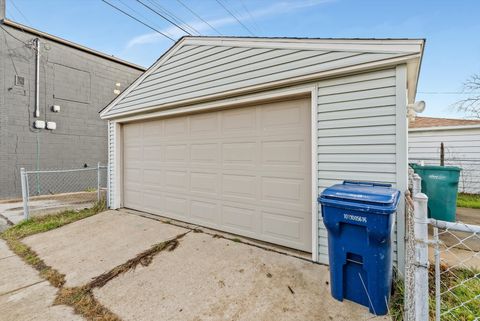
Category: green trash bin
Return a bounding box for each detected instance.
[410,164,461,222]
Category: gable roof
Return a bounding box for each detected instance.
[100,36,424,119]
[409,116,480,129]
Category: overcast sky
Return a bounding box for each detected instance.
[7,0,480,119]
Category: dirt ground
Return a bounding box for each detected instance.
[20,210,389,321]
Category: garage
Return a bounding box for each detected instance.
[100,36,424,266]
[123,98,312,251]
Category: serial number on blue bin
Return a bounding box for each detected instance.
[343,213,367,223]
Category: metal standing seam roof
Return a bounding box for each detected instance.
[100,36,425,119]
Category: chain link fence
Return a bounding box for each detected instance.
[430,220,480,321]
[20,164,107,220]
[405,168,480,321]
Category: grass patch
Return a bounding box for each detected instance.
[55,286,121,321]
[457,193,480,209]
[389,276,405,321]
[435,265,480,321]
[389,265,480,321]
[1,200,106,241]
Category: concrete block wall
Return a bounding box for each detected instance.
[0,24,143,198]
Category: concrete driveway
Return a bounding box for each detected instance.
[8,209,389,321]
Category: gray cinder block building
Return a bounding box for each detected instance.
[0,7,145,198]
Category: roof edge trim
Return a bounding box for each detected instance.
[100,37,187,117]
[1,19,146,71]
[182,37,425,54]
[101,51,421,120]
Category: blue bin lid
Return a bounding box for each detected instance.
[318,181,400,214]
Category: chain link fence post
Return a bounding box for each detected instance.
[97,162,101,202]
[412,173,421,196]
[107,163,110,208]
[404,190,415,321]
[414,192,429,321]
[20,167,30,220]
[434,226,440,321]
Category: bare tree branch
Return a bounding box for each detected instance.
[452,74,480,119]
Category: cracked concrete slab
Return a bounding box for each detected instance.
[0,244,43,296]
[0,215,11,233]
[24,210,189,287]
[0,281,83,321]
[0,239,14,259]
[0,240,83,321]
[95,232,389,321]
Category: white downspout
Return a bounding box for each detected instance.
[34,38,40,118]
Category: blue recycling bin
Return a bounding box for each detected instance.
[318,181,400,315]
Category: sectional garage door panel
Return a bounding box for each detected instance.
[123,98,312,251]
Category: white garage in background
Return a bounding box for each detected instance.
[100,36,424,269]
[409,116,480,194]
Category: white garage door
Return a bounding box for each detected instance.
[122,98,312,251]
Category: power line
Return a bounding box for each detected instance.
[0,24,30,45]
[239,0,261,34]
[10,0,32,25]
[100,0,175,41]
[116,0,176,39]
[215,0,255,36]
[148,0,198,35]
[176,0,222,35]
[2,28,20,74]
[136,0,193,36]
[5,2,18,21]
[148,0,201,36]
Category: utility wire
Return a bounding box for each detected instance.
[136,0,193,36]
[148,0,198,35]
[101,0,175,41]
[10,0,32,25]
[2,29,20,74]
[148,0,201,36]
[215,0,255,36]
[176,0,222,35]
[5,2,18,21]
[239,0,261,33]
[116,0,176,39]
[0,24,30,45]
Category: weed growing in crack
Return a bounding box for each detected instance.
[88,234,187,289]
[55,286,121,321]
